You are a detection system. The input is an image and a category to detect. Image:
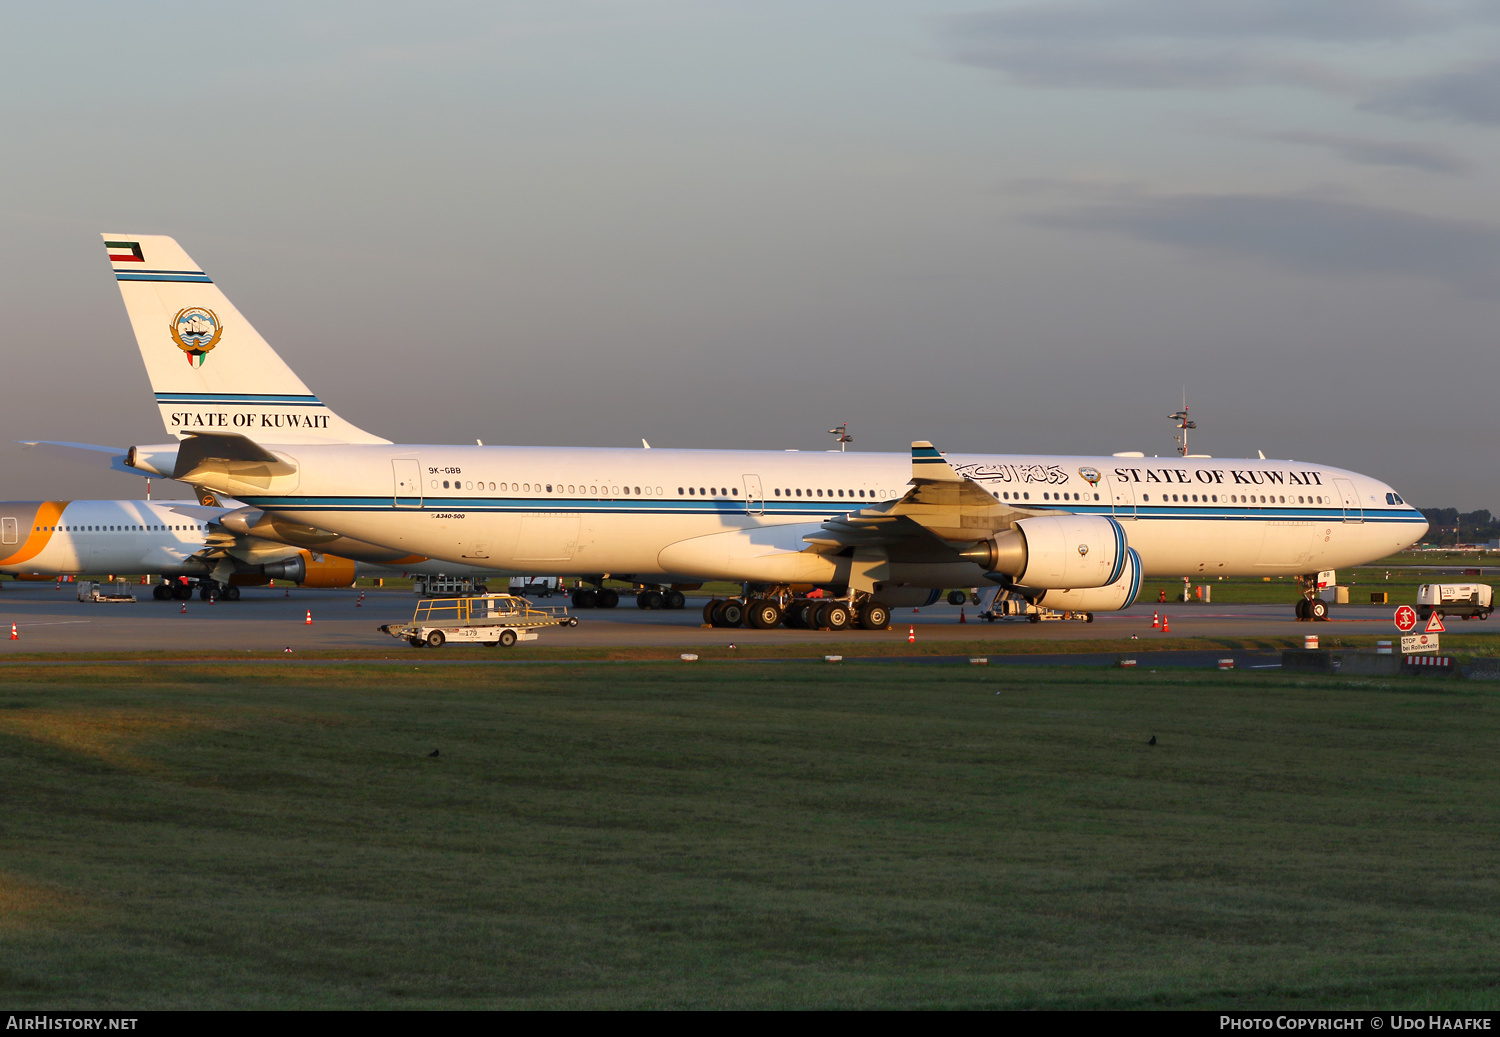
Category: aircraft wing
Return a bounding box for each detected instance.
[802,441,1033,559]
[20,440,136,476]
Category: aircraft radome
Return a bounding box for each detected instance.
[34,234,1429,629]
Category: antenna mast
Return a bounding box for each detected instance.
[1169,389,1195,457]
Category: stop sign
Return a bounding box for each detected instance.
[1394,605,1417,632]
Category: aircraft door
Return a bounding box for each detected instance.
[1109,473,1136,519]
[0,517,16,545]
[1334,478,1362,523]
[393,459,423,508]
[743,474,764,516]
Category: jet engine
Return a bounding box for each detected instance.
[259,551,358,588]
[959,514,1128,589]
[1033,548,1142,613]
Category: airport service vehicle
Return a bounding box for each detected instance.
[46,234,1429,629]
[379,594,577,648]
[75,580,137,603]
[1418,583,1493,621]
[978,590,1092,623]
[411,575,492,597]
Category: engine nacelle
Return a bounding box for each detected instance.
[1034,548,1142,613]
[959,514,1128,589]
[259,551,358,589]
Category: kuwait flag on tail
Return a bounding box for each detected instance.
[105,240,143,263]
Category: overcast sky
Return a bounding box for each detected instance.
[2,1,1498,508]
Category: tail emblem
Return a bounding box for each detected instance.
[169,307,223,366]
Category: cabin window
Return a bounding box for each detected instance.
[635,486,642,495]
[731,488,739,496]
[688,487,694,495]
[621,486,630,495]
[774,488,781,496]
[1022,492,1029,500]
[698,487,705,496]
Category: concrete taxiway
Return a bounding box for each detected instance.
[0,582,1421,654]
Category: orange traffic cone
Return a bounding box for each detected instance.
[305,610,313,625]
[958,608,967,624]
[285,587,290,598]
[9,623,17,641]
[1161,614,1170,634]
[180,602,187,614]
[908,625,915,643]
[1152,611,1160,629]
[356,592,364,608]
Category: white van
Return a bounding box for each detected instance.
[1417,584,1493,621]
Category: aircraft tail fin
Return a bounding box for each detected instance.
[101,234,389,445]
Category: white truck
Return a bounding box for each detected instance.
[1417,584,1493,621]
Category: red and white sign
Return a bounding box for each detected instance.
[1394,605,1417,632]
[1402,633,1440,654]
[1425,611,1445,633]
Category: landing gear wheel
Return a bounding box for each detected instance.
[597,588,620,609]
[172,584,192,600]
[223,585,241,601]
[199,584,216,601]
[784,602,807,629]
[748,599,783,630]
[665,590,686,610]
[715,599,745,628]
[947,590,967,606]
[573,589,598,609]
[1295,598,1310,620]
[823,603,851,631]
[499,628,518,647]
[153,584,171,601]
[703,599,722,625]
[811,603,831,630]
[860,601,891,630]
[426,630,445,648]
[639,590,663,610]
[1309,598,1329,621]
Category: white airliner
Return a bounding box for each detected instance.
[0,495,511,599]
[49,234,1427,628]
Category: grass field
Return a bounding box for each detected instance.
[1,661,1498,1009]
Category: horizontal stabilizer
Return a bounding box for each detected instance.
[20,441,135,476]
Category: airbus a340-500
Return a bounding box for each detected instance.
[37,234,1427,630]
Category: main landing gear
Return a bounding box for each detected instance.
[635,587,687,610]
[1295,574,1329,622]
[702,592,892,631]
[153,579,240,602]
[571,580,690,610]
